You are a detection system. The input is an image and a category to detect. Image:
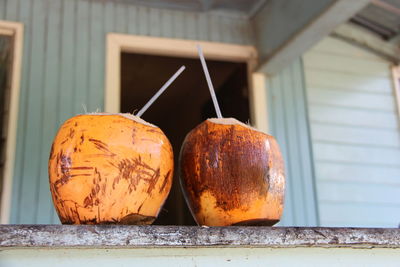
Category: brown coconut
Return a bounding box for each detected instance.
[179,118,285,226]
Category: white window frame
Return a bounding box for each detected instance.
[105,34,269,133]
[0,20,24,224]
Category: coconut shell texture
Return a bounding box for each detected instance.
[49,114,173,224]
[179,118,285,226]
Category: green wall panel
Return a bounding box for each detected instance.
[0,0,254,224]
[266,59,319,226]
[37,0,63,224]
[304,36,400,227]
[1,0,318,226]
[19,0,47,223]
[7,0,34,224]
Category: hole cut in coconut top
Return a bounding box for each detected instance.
[84,112,157,128]
[207,118,266,134]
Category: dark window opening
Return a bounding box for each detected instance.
[0,35,13,212]
[120,52,250,225]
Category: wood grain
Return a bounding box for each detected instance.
[1,225,400,248]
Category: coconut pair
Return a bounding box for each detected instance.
[48,47,285,226]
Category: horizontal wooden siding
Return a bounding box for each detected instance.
[304,36,400,227]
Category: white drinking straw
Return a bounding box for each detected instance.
[137,65,186,117]
[197,44,223,118]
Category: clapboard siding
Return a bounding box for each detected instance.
[315,162,400,185]
[307,87,396,112]
[0,0,254,224]
[8,0,33,224]
[304,52,390,78]
[4,0,17,20]
[309,105,398,130]
[266,59,319,226]
[36,0,63,224]
[306,69,393,94]
[74,0,90,113]
[0,1,5,18]
[318,182,400,205]
[319,202,400,227]
[310,36,386,61]
[304,36,400,228]
[311,123,400,148]
[88,0,104,112]
[21,0,47,223]
[314,143,400,166]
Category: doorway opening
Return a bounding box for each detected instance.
[0,34,13,215]
[120,52,250,225]
[0,21,23,224]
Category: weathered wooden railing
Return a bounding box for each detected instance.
[1,225,400,266]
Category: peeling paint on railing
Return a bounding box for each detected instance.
[0,225,399,249]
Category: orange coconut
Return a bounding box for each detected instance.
[48,113,173,224]
[179,118,285,226]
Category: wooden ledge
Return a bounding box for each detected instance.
[0,225,399,249]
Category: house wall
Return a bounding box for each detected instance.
[265,59,319,226]
[303,36,400,227]
[0,0,254,224]
[0,0,322,226]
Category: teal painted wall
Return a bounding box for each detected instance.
[1,0,319,226]
[0,0,254,224]
[266,59,319,226]
[304,36,400,227]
